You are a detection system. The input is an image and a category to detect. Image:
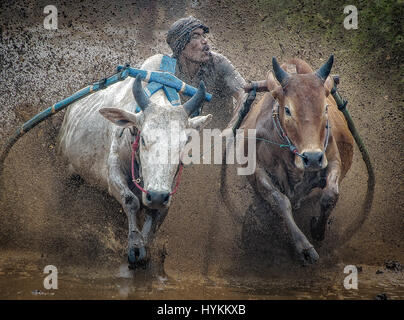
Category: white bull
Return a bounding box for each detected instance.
[58,54,212,268]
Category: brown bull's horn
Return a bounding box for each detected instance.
[132,74,150,111]
[244,80,269,93]
[183,81,206,116]
[272,57,290,88]
[315,54,334,83]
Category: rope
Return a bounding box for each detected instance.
[337,107,375,246]
[327,79,375,247]
[131,133,149,194]
[169,164,184,195]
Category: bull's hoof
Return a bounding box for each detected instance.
[295,241,319,265]
[128,247,148,270]
[310,216,325,241]
[320,189,339,212]
[300,246,319,265]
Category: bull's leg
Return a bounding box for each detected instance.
[107,154,145,268]
[141,209,169,258]
[137,208,169,272]
[255,166,319,264]
[311,151,341,241]
[141,208,169,244]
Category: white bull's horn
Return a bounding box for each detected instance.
[183,81,206,116]
[132,74,150,111]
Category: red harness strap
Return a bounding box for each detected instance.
[169,162,183,196]
[131,131,184,195]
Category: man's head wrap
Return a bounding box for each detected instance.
[166,16,209,58]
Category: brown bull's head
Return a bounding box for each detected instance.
[269,55,334,171]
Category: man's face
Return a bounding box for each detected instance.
[181,28,211,63]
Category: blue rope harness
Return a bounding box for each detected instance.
[134,56,183,113]
[116,56,212,115]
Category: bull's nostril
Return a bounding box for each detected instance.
[303,155,309,166]
[302,152,323,168]
[318,154,323,164]
[146,193,152,202]
[163,194,170,203]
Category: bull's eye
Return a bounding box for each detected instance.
[285,106,291,116]
[141,136,146,147]
[325,104,329,114]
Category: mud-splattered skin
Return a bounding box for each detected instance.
[175,51,246,130]
[240,56,354,265]
[58,54,212,268]
[170,25,246,129]
[180,28,211,64]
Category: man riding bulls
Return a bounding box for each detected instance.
[166,16,248,130]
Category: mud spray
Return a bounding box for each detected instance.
[0,0,402,299]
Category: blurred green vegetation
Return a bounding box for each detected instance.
[257,0,403,67]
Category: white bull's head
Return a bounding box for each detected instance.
[100,75,212,209]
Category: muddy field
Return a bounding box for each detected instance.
[0,0,403,299]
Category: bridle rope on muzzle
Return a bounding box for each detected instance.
[272,102,330,159]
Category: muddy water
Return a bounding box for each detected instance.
[0,250,402,300]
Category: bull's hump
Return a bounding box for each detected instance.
[141,54,165,71]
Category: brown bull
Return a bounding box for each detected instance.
[238,55,354,264]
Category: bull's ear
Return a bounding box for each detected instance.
[324,75,334,97]
[266,71,279,92]
[99,107,143,129]
[271,86,285,105]
[188,114,212,131]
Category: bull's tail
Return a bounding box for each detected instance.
[331,78,375,247]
